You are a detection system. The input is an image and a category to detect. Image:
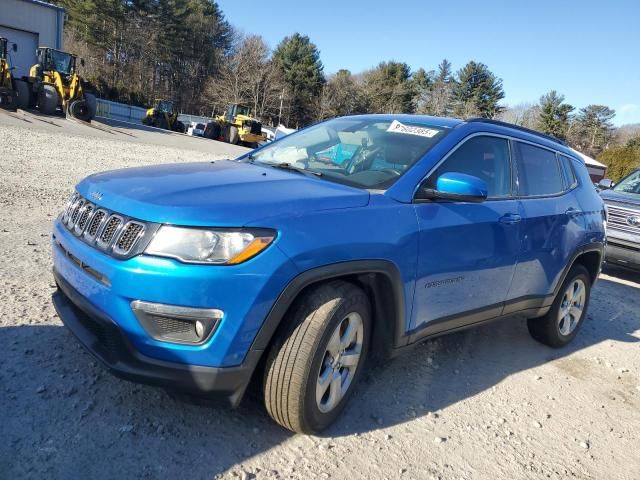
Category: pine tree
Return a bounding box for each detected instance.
[569,105,616,157]
[537,91,574,140]
[273,33,325,127]
[452,61,504,119]
[362,61,415,114]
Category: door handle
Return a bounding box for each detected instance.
[499,213,522,224]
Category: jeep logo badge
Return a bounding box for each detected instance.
[627,215,640,227]
[89,191,103,201]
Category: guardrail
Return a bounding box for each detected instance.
[96,98,218,127]
[96,99,147,122]
[178,114,215,126]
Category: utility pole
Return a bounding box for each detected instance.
[278,88,284,126]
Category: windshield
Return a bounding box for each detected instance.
[613,170,640,195]
[157,100,173,113]
[49,50,74,75]
[246,118,450,189]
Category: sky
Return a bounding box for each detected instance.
[218,0,640,126]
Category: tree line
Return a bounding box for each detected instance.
[55,0,639,179]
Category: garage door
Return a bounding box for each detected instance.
[0,26,38,78]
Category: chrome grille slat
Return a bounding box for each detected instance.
[97,215,124,249]
[74,203,95,235]
[84,209,107,240]
[60,193,148,258]
[114,221,145,255]
[607,206,640,235]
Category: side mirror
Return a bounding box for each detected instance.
[80,58,85,67]
[12,43,17,52]
[598,178,614,190]
[417,172,488,203]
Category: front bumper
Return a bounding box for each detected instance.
[53,270,261,405]
[605,234,640,269]
[51,218,297,367]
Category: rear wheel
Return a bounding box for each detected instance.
[527,264,591,347]
[14,79,31,110]
[38,84,58,115]
[263,281,371,433]
[84,93,97,120]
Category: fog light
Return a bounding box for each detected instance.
[131,300,223,345]
[195,320,205,338]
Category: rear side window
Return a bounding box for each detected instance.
[559,155,578,189]
[514,142,563,196]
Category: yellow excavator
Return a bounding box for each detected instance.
[16,47,96,120]
[0,37,19,110]
[142,99,185,133]
[204,103,266,147]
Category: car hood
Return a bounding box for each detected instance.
[75,160,370,226]
[600,189,640,210]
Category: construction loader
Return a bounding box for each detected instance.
[142,99,186,133]
[0,37,19,110]
[15,47,96,121]
[204,103,266,147]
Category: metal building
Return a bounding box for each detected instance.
[0,0,65,78]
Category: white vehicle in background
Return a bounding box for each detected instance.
[275,124,296,140]
[187,122,206,137]
[261,126,276,143]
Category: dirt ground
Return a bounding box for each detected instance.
[1,110,639,480]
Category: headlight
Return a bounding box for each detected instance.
[145,226,275,264]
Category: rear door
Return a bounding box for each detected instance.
[411,135,521,332]
[505,141,582,307]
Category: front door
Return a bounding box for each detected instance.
[411,135,521,334]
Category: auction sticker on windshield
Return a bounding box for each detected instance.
[387,120,439,138]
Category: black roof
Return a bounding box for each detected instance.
[466,118,567,146]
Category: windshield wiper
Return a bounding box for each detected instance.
[269,162,322,177]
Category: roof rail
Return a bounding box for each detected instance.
[466,118,567,146]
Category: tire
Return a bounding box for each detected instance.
[14,79,31,110]
[69,99,91,121]
[228,125,239,145]
[527,264,591,348]
[174,120,185,133]
[84,93,96,120]
[142,115,152,126]
[204,122,221,140]
[38,84,58,115]
[263,280,371,434]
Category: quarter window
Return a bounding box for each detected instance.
[514,142,563,196]
[559,154,578,190]
[425,136,512,198]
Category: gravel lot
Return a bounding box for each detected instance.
[1,111,639,480]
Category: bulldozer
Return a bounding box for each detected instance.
[15,47,96,121]
[204,103,266,147]
[142,99,185,133]
[0,37,19,110]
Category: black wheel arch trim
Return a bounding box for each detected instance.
[249,260,407,352]
[553,243,604,298]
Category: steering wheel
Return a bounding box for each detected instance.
[345,146,382,175]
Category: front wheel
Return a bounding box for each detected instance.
[263,281,371,433]
[527,264,591,348]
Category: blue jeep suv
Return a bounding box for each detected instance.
[52,115,605,433]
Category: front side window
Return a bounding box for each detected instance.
[613,169,640,195]
[424,135,512,198]
[247,118,450,189]
[514,142,563,196]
